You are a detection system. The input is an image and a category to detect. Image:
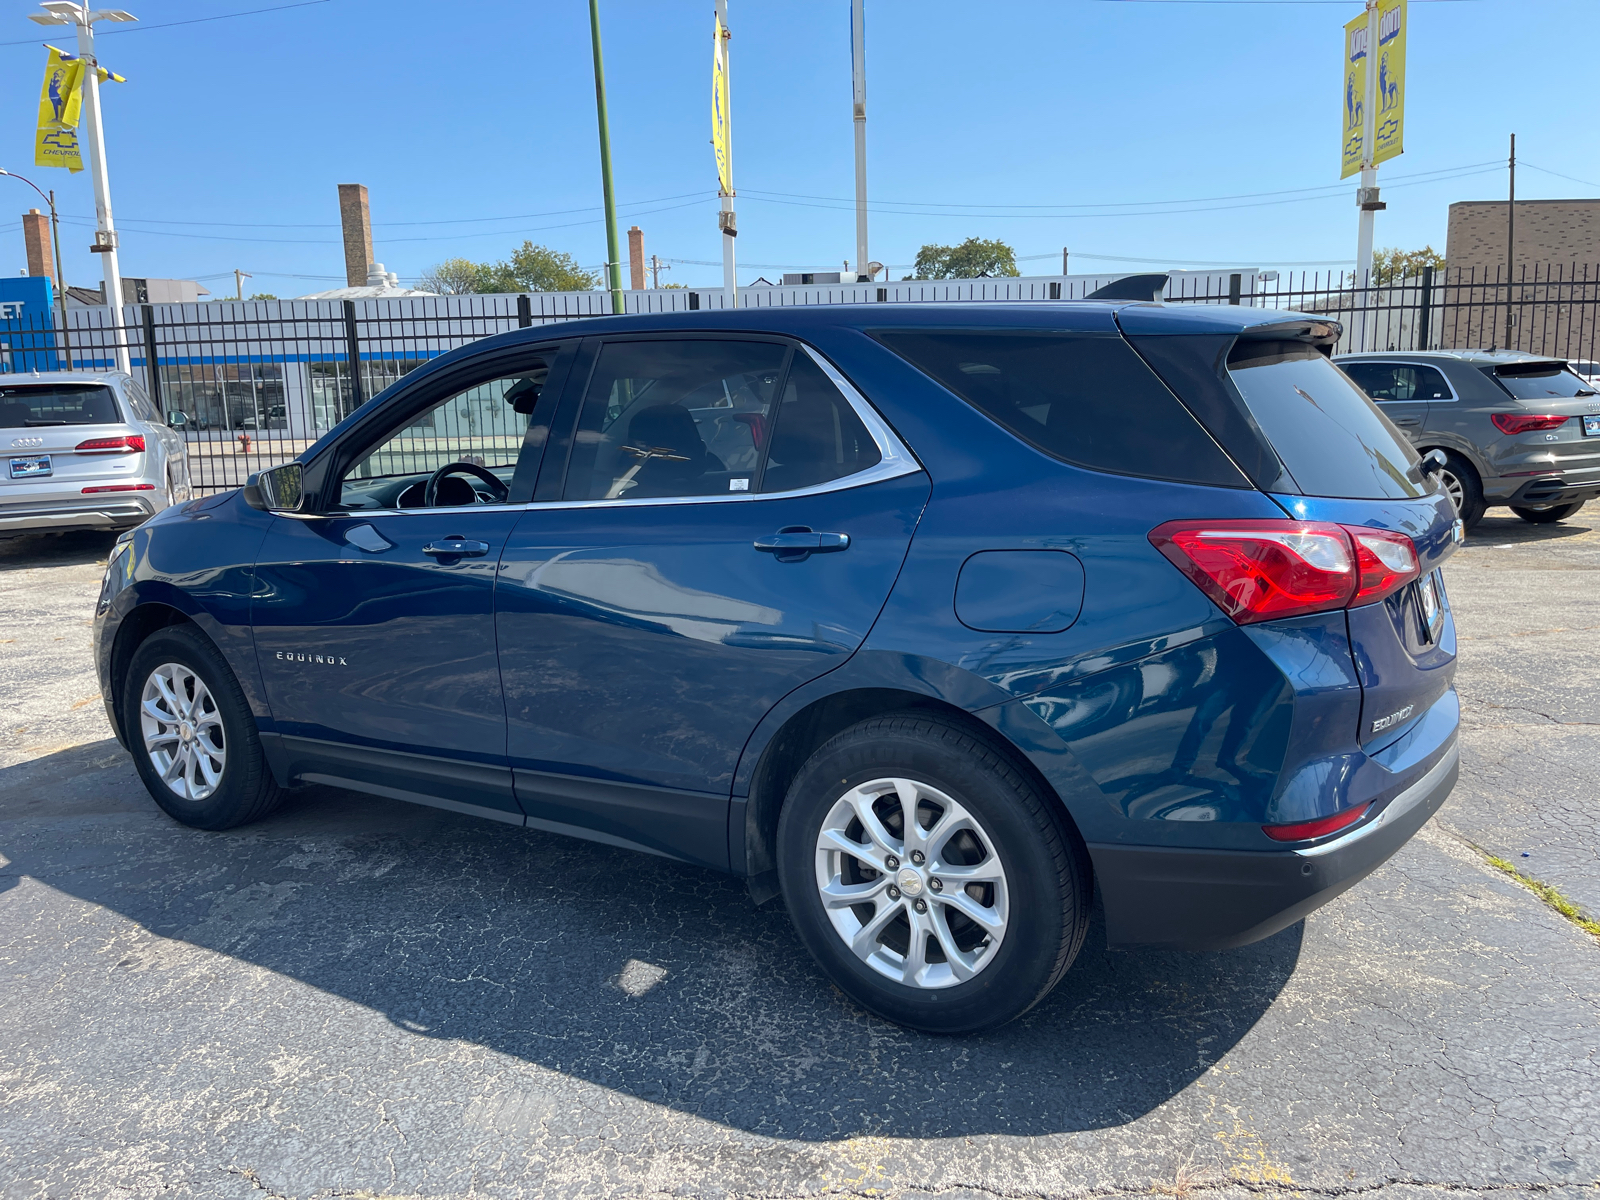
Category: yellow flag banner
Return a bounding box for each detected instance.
[712,14,732,194]
[35,45,84,173]
[1374,0,1406,165]
[1340,14,1367,179]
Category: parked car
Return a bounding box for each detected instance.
[1335,350,1600,527]
[94,303,1462,1033]
[1,370,190,538]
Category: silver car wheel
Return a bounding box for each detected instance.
[1438,467,1465,512]
[814,777,1010,989]
[139,662,226,801]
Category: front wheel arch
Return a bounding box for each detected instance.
[109,603,195,745]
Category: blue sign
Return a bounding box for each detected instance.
[0,276,63,373]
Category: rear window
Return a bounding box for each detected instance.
[1491,364,1597,400]
[0,383,122,428]
[872,330,1248,488]
[1227,342,1423,500]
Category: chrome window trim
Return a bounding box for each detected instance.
[324,342,923,517]
[1346,359,1460,404]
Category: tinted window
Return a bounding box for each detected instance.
[760,354,881,493]
[1492,364,1598,400]
[1228,343,1422,500]
[874,330,1247,488]
[563,340,788,501]
[1341,361,1453,402]
[123,380,159,422]
[0,383,121,427]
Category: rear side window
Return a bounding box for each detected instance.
[1341,361,1453,402]
[0,383,122,427]
[1490,364,1597,400]
[873,330,1247,488]
[760,354,881,493]
[1228,342,1422,500]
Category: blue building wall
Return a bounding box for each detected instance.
[0,277,63,372]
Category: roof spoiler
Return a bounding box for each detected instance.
[1235,318,1342,353]
[1085,273,1169,302]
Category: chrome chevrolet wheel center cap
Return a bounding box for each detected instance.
[177,722,194,743]
[896,867,924,897]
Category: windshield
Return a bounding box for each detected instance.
[0,383,123,427]
[1227,343,1424,500]
[1492,365,1598,400]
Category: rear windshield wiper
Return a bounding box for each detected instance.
[21,419,68,426]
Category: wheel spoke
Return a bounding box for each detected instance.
[196,752,222,793]
[145,728,180,747]
[820,874,888,909]
[161,743,189,784]
[818,827,889,874]
[850,897,904,957]
[900,911,931,984]
[927,906,979,982]
[844,787,902,857]
[937,888,1006,935]
[933,857,1006,886]
[142,698,175,724]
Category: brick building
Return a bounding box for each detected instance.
[1446,199,1600,272]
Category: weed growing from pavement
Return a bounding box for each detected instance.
[1481,853,1600,942]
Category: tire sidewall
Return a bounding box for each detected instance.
[124,626,258,829]
[777,721,1075,1033]
[1441,452,1487,529]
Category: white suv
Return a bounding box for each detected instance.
[1,371,190,537]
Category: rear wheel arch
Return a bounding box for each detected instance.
[741,687,1088,894]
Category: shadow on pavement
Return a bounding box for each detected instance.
[0,740,1301,1141]
[0,529,118,572]
[1469,511,1595,544]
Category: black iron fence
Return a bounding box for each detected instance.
[5,267,1600,494]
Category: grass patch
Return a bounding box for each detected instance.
[1482,853,1600,941]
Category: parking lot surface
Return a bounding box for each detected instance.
[1,515,1597,1200]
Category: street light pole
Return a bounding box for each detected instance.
[850,0,869,281]
[0,168,74,369]
[586,0,625,316]
[715,0,737,308]
[29,2,137,371]
[1353,0,1380,310]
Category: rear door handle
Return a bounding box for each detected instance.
[754,527,850,562]
[423,538,490,558]
[1391,416,1422,427]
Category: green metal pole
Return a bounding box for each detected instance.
[588,0,625,315]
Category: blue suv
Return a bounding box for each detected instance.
[93,302,1462,1033]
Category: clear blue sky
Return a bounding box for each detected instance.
[1,0,1595,295]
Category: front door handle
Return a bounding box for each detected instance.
[754,526,850,562]
[423,538,490,558]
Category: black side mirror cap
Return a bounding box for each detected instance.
[1419,448,1447,477]
[243,461,305,512]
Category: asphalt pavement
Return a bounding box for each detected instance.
[0,514,1596,1200]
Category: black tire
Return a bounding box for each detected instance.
[123,623,284,830]
[1435,451,1487,530]
[1510,501,1584,524]
[776,714,1092,1034]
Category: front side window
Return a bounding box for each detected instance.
[338,360,555,509]
[1341,361,1453,402]
[1491,363,1598,400]
[1228,342,1423,500]
[0,383,121,427]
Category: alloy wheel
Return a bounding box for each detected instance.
[813,777,1010,989]
[139,662,226,801]
[1439,467,1465,512]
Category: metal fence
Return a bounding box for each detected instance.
[5,264,1600,494]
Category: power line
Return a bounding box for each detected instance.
[0,0,332,49]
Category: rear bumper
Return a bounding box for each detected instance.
[0,494,156,534]
[1482,473,1600,507]
[1089,739,1458,950]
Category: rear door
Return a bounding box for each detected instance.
[1338,359,1454,443]
[495,336,927,867]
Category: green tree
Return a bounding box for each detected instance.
[491,242,601,293]
[416,257,484,295]
[1372,245,1445,286]
[907,237,1020,280]
[246,292,278,301]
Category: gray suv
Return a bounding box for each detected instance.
[1,371,190,538]
[1336,350,1600,528]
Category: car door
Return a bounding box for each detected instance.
[251,342,573,821]
[495,336,929,867]
[1340,360,1452,441]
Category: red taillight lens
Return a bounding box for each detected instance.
[1349,527,1421,604]
[1263,802,1371,842]
[1151,519,1422,623]
[75,435,146,454]
[1491,412,1568,435]
[81,483,156,493]
[1149,520,1356,624]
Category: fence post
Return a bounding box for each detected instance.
[1227,273,1242,305]
[140,304,163,410]
[1415,265,1433,351]
[343,299,364,412]
[517,294,532,328]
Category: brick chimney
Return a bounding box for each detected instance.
[23,209,53,281]
[628,225,645,290]
[337,184,374,288]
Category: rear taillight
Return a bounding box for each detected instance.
[1491,413,1568,435]
[82,483,156,493]
[1263,802,1371,842]
[1349,527,1421,604]
[1149,519,1421,624]
[75,435,145,454]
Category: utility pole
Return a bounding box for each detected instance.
[1353,0,1383,329]
[1505,132,1516,350]
[714,0,737,307]
[850,0,869,281]
[29,2,137,372]
[649,254,670,289]
[586,0,624,315]
[234,269,252,301]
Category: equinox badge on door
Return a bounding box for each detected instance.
[275,651,349,666]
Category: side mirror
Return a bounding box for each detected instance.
[243,461,305,512]
[1419,448,1447,478]
[166,411,188,429]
